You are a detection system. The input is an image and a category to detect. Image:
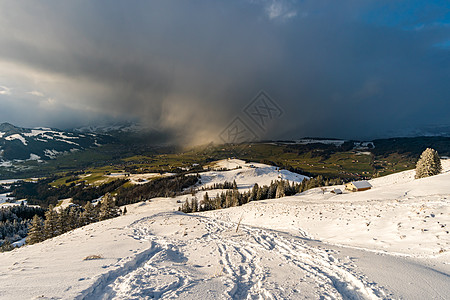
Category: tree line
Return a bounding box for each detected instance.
[0,204,45,250]
[180,176,343,213]
[9,177,128,208]
[26,193,121,245]
[115,174,199,206]
[2,174,200,248]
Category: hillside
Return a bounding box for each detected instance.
[205,160,450,258]
[0,123,112,162]
[0,160,449,299]
[3,121,450,182]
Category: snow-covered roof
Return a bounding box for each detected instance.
[331,188,342,194]
[349,181,372,189]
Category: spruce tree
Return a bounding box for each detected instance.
[57,209,69,235]
[43,205,59,239]
[415,148,442,179]
[275,181,285,198]
[256,186,263,200]
[99,193,120,221]
[214,193,222,210]
[191,197,199,212]
[268,181,276,199]
[81,202,98,225]
[67,208,79,231]
[201,193,214,211]
[26,215,44,245]
[181,199,194,213]
[0,239,14,252]
[250,183,259,201]
[232,180,238,190]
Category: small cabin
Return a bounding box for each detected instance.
[330,188,343,194]
[345,180,372,192]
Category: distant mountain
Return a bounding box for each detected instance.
[0,123,113,162]
[72,122,173,146]
[73,121,145,134]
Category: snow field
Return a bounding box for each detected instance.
[80,210,386,299]
[0,197,388,299]
[0,159,449,299]
[200,159,308,192]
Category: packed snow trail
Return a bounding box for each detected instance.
[80,212,386,299]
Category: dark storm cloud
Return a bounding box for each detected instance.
[0,0,449,143]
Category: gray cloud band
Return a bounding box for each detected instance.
[0,1,449,143]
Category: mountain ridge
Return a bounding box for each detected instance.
[0,122,113,162]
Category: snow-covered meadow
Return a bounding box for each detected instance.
[0,159,449,299]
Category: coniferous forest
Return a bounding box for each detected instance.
[0,204,45,251]
[180,176,342,213]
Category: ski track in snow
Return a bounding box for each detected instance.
[79,214,387,300]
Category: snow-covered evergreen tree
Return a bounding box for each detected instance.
[275,181,285,198]
[191,197,199,212]
[415,148,442,179]
[232,180,238,190]
[180,199,192,213]
[43,205,59,239]
[57,208,69,235]
[67,208,79,231]
[201,193,214,211]
[268,181,276,199]
[26,215,44,245]
[250,183,259,201]
[0,239,14,252]
[81,202,98,225]
[99,193,120,221]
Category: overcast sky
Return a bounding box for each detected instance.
[0,1,449,144]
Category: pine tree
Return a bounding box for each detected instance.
[250,183,259,201]
[268,181,276,199]
[57,209,69,235]
[232,180,238,190]
[275,181,285,198]
[43,205,59,239]
[201,193,214,211]
[99,193,120,221]
[230,191,239,207]
[123,206,127,215]
[184,200,191,213]
[81,202,98,225]
[191,197,199,212]
[214,193,222,209]
[0,239,14,252]
[26,215,44,245]
[415,148,442,179]
[256,186,263,200]
[67,208,79,231]
[220,192,226,208]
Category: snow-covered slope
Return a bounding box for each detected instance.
[0,160,449,299]
[0,199,391,299]
[200,159,308,191]
[206,160,450,258]
[0,122,112,163]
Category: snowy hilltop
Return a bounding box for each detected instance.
[0,122,112,165]
[0,159,449,299]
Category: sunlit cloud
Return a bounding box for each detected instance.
[266,1,297,20]
[0,85,11,95]
[27,91,45,97]
[252,0,298,21]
